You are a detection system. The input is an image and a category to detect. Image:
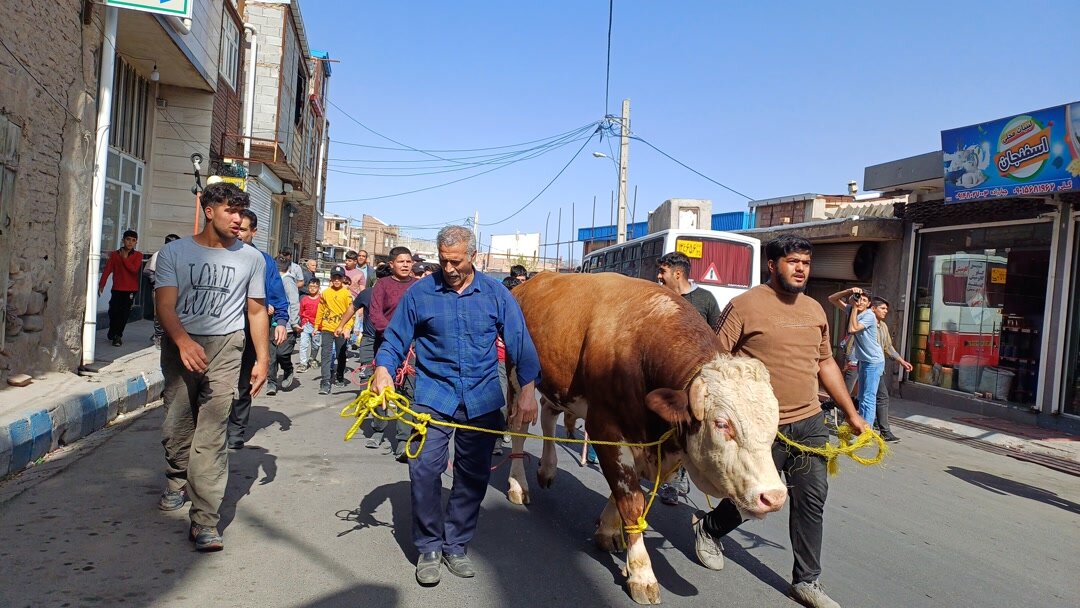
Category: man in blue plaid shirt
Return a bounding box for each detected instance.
[372,225,541,587]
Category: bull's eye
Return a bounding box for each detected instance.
[714,418,736,441]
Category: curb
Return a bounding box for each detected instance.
[0,369,164,479]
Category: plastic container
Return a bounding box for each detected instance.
[978,367,1015,401]
[941,366,955,390]
[957,355,982,393]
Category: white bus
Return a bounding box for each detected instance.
[581,228,761,308]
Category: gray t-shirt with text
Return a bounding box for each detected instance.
[154,237,266,336]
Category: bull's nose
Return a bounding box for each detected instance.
[758,488,788,511]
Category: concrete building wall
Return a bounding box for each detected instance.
[186,0,224,86]
[146,86,215,245]
[0,1,100,378]
[244,3,286,144]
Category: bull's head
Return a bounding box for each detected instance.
[645,354,787,517]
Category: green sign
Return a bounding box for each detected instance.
[105,0,193,19]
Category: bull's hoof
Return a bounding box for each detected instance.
[537,468,556,489]
[593,530,625,553]
[627,581,662,605]
[508,489,530,505]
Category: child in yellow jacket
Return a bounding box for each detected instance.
[316,266,355,394]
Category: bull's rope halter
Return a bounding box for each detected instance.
[684,362,888,477]
[340,380,676,536]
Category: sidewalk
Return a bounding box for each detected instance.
[888,396,1080,475]
[0,320,163,478]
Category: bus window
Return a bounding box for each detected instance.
[622,244,641,277]
[675,238,753,288]
[639,237,663,281]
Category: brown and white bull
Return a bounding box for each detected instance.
[505,272,787,605]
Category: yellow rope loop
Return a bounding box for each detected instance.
[776,423,888,476]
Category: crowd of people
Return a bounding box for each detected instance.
[136,187,887,606]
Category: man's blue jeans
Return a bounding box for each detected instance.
[857,361,885,427]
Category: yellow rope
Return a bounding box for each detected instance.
[340,383,676,535]
[776,424,888,476]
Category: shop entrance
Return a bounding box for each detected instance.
[909,222,1052,406]
[1063,218,1080,417]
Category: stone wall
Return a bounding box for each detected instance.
[0,1,100,378]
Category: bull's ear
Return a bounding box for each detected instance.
[645,388,692,425]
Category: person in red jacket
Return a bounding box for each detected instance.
[99,230,142,346]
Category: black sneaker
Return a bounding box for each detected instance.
[158,488,188,511]
[883,432,901,443]
[659,484,680,506]
[112,338,122,347]
[318,386,331,395]
[266,383,277,396]
[334,377,349,387]
[189,523,224,552]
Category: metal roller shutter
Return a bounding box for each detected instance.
[809,243,876,282]
[246,178,272,252]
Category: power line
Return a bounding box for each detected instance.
[327,125,596,169]
[479,126,600,227]
[326,129,595,177]
[330,121,599,155]
[629,135,754,200]
[604,0,614,116]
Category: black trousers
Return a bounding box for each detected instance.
[228,331,257,443]
[702,413,830,584]
[269,332,296,385]
[107,290,136,340]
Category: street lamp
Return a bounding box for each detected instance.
[593,151,627,243]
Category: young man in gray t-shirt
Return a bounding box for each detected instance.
[153,182,269,552]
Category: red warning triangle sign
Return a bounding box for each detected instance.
[701,263,719,282]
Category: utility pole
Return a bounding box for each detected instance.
[616,98,630,244]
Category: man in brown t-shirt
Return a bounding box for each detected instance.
[694,235,868,608]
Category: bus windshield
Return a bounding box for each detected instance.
[674,237,753,288]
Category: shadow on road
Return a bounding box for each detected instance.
[248,404,293,435]
[298,583,398,607]
[336,479,416,560]
[945,466,1080,515]
[221,445,279,532]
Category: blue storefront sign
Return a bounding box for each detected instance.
[942,102,1080,203]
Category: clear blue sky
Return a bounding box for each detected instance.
[304,0,1077,258]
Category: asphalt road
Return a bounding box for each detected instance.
[1,362,1076,608]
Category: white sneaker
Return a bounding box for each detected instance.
[691,511,724,570]
[790,580,841,608]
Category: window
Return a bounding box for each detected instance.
[219,17,241,90]
[909,223,1052,405]
[102,149,144,254]
[108,58,149,159]
[294,66,307,126]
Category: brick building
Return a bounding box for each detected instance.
[0,0,100,379]
[240,0,329,260]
